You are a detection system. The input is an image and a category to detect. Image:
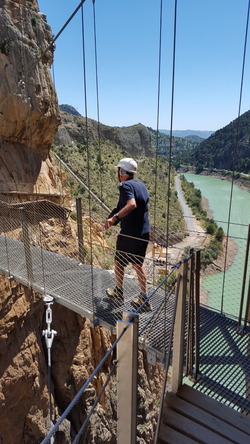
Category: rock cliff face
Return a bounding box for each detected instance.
[0,0,61,191]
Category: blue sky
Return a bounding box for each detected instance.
[38,0,250,131]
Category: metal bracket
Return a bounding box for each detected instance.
[42,295,57,351]
[146,348,157,366]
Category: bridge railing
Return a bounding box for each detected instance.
[0,193,249,327]
[154,251,201,443]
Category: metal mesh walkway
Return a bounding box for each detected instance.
[0,233,170,339]
[0,234,249,414]
[192,306,250,415]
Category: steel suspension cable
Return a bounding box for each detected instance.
[165,0,178,264]
[92,0,104,209]
[80,4,95,318]
[152,0,163,287]
[221,0,250,312]
[72,361,117,443]
[153,0,163,233]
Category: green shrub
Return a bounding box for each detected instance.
[215,227,224,242]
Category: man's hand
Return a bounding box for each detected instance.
[104,216,115,230]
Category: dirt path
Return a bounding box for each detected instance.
[167,176,208,264]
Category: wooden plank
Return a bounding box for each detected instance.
[162,408,235,444]
[177,385,250,435]
[164,392,250,443]
[158,423,197,444]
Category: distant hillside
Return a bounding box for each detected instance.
[148,127,198,168]
[54,110,153,157]
[190,110,250,173]
[185,135,204,143]
[59,104,82,116]
[160,129,214,139]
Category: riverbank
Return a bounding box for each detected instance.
[177,175,239,305]
[179,169,250,193]
[200,236,238,305]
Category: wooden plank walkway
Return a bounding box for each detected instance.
[158,384,250,443]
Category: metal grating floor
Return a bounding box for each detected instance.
[192,306,250,416]
[0,234,249,414]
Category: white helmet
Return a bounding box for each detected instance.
[116,158,137,174]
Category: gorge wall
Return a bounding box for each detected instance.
[0,0,61,193]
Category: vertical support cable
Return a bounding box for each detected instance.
[152,0,163,287]
[92,0,104,209]
[165,0,178,261]
[42,295,57,444]
[76,197,84,263]
[20,207,33,286]
[80,4,95,319]
[221,0,250,312]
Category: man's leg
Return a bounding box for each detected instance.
[115,259,125,290]
[106,258,125,300]
[132,263,147,294]
[131,261,152,312]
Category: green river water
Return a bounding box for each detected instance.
[184,174,250,318]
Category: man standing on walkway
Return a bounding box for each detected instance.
[104,157,151,311]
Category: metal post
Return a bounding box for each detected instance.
[244,278,250,328]
[76,197,84,263]
[194,250,200,378]
[171,260,188,393]
[117,311,139,444]
[42,295,57,444]
[186,251,194,377]
[20,207,33,286]
[239,224,250,325]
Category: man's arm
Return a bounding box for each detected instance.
[104,198,136,229]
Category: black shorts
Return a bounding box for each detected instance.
[115,233,150,266]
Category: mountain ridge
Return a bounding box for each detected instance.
[159,129,214,139]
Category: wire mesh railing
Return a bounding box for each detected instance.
[0,190,249,328]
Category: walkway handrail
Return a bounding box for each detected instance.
[154,250,201,443]
[72,361,117,444]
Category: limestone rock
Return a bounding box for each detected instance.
[0,0,61,191]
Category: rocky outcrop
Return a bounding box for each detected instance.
[54,111,154,158]
[0,0,61,191]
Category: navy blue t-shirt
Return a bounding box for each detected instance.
[116,178,150,237]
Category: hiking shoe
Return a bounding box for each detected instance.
[131,292,152,312]
[106,287,124,302]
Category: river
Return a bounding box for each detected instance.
[184,174,250,318]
